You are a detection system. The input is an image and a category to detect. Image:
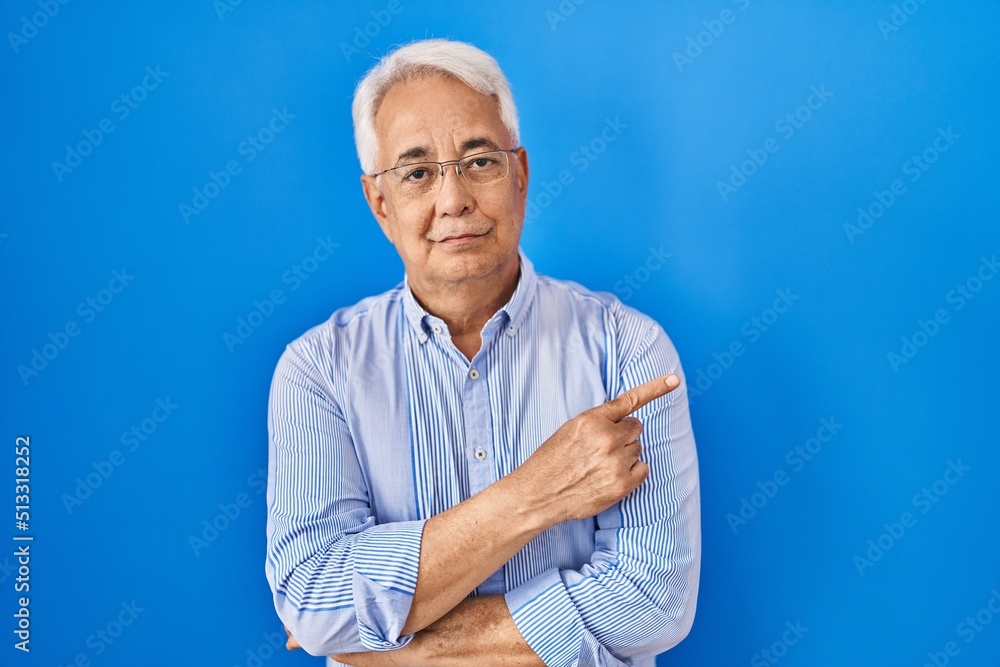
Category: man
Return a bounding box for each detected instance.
[266,39,700,666]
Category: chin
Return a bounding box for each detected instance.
[433,250,508,282]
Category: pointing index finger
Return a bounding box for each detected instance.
[596,374,680,422]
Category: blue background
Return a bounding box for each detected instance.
[2,1,998,665]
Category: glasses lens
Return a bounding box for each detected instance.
[383,151,510,196]
[459,151,508,184]
[393,163,439,196]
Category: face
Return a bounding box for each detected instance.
[361,75,529,290]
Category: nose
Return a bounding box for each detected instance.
[434,163,475,217]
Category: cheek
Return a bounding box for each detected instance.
[501,185,526,222]
[485,182,523,215]
[387,203,433,243]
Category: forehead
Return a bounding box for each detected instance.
[374,75,509,162]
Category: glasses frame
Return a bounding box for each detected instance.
[371,148,520,194]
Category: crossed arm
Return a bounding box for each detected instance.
[268,331,700,667]
[290,596,537,666]
[268,330,699,665]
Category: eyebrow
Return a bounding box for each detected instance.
[459,137,500,153]
[393,137,502,166]
[395,146,431,165]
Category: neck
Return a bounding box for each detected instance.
[409,254,521,340]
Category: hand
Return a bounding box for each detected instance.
[514,374,680,525]
[284,626,301,651]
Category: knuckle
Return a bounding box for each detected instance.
[577,416,600,441]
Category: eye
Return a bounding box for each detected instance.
[402,167,430,181]
[468,156,498,169]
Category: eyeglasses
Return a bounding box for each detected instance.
[372,149,517,198]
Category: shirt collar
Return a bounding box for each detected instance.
[401,247,538,342]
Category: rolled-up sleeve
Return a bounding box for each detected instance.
[505,322,701,666]
[265,341,426,656]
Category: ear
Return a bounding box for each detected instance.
[361,174,395,244]
[513,147,529,205]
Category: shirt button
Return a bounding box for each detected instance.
[468,368,480,380]
[432,324,442,334]
[474,447,487,460]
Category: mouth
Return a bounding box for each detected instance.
[438,231,489,245]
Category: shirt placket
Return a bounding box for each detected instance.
[462,320,505,595]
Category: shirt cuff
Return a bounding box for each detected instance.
[505,567,587,667]
[352,519,426,651]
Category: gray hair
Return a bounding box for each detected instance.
[351,38,520,174]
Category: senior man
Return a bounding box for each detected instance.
[266,39,700,666]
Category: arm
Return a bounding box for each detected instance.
[299,344,696,666]
[268,341,668,656]
[503,324,701,665]
[266,343,428,655]
[333,596,543,666]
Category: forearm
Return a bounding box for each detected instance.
[416,596,544,665]
[335,596,543,667]
[269,520,427,655]
[402,473,550,634]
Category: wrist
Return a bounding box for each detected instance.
[495,468,559,535]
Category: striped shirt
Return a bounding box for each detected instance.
[265,249,701,666]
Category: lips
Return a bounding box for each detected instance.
[439,231,488,243]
